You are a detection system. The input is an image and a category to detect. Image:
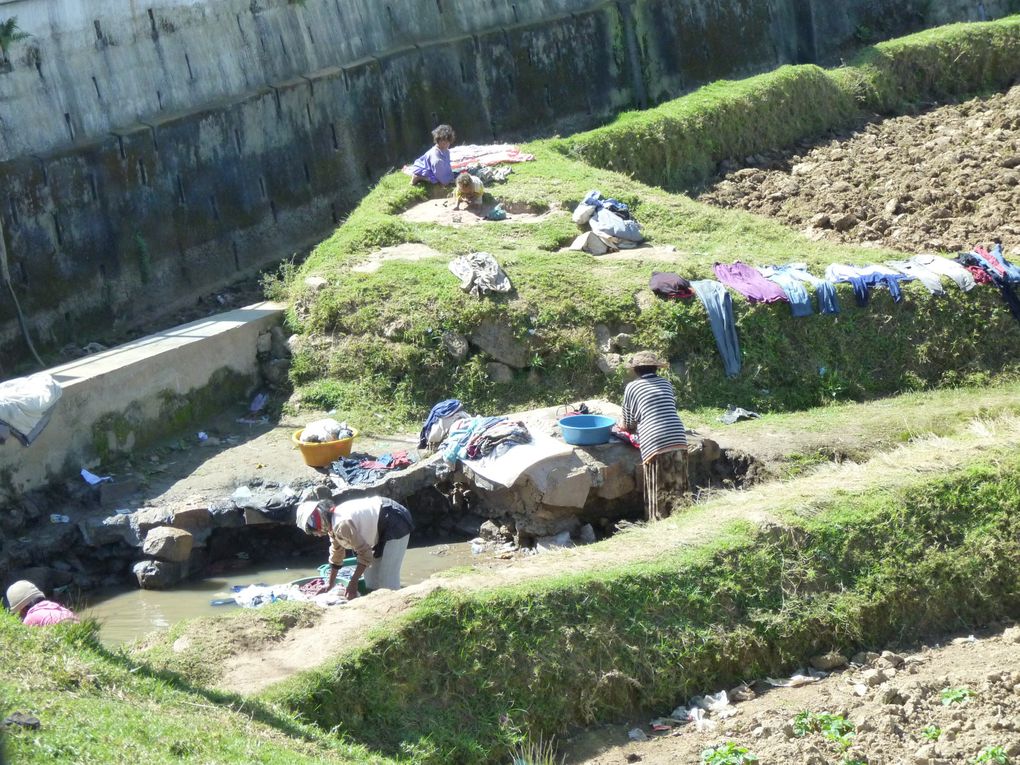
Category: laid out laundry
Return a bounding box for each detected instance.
[691,280,741,378]
[824,263,914,305]
[719,406,760,424]
[298,418,353,443]
[449,144,535,171]
[886,259,945,295]
[419,399,470,448]
[756,265,812,316]
[0,372,63,446]
[585,192,643,243]
[448,252,512,297]
[649,271,694,300]
[778,262,840,314]
[226,577,351,609]
[441,416,532,466]
[459,164,513,185]
[231,484,299,521]
[964,263,994,285]
[330,451,417,487]
[713,262,788,304]
[910,254,976,291]
[959,243,1020,323]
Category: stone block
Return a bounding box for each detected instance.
[142,527,194,562]
[171,505,212,529]
[132,507,174,535]
[470,320,530,368]
[596,461,636,500]
[257,331,272,354]
[99,477,141,510]
[442,331,469,360]
[270,325,291,359]
[597,353,622,375]
[133,559,188,590]
[79,514,141,547]
[595,324,613,352]
[208,500,244,527]
[486,362,514,383]
[539,467,591,509]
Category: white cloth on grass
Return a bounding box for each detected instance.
[448,252,512,297]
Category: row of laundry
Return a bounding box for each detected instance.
[649,244,1020,377]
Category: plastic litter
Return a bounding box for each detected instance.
[49,514,70,524]
[484,203,507,221]
[197,431,208,441]
[81,468,112,485]
[249,392,269,412]
[719,405,761,425]
[627,727,648,742]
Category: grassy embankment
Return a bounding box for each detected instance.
[276,17,1020,432]
[262,414,1020,763]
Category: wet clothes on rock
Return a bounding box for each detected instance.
[691,280,742,377]
[419,399,464,448]
[622,373,688,463]
[756,265,813,317]
[411,145,454,185]
[910,254,976,292]
[713,262,788,304]
[448,252,512,297]
[649,271,694,300]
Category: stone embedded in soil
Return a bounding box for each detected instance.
[810,651,848,671]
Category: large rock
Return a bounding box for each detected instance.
[442,331,469,360]
[132,507,174,535]
[79,513,141,547]
[142,527,194,562]
[486,362,514,383]
[595,460,636,500]
[171,505,212,529]
[470,320,530,368]
[133,560,188,589]
[270,326,291,359]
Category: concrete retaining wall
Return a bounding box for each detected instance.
[0,301,284,500]
[0,0,1010,372]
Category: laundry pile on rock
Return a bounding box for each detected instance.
[647,245,1019,377]
[569,190,645,254]
[418,399,532,465]
[329,451,417,488]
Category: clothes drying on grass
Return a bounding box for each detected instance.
[691,280,742,378]
[958,244,1020,324]
[910,254,977,292]
[449,252,512,297]
[886,259,946,296]
[774,262,840,314]
[0,373,62,446]
[649,271,694,300]
[824,263,914,305]
[713,262,788,304]
[450,144,535,171]
[582,190,643,243]
[964,264,994,285]
[756,265,813,317]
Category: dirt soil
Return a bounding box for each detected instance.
[562,626,1020,765]
[400,197,563,226]
[697,86,1020,256]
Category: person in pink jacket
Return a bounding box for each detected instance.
[5,580,78,626]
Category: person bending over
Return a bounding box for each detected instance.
[453,171,485,212]
[296,496,414,600]
[5,580,79,626]
[410,124,456,186]
[620,351,689,522]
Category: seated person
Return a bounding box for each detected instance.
[5,580,79,626]
[453,171,485,212]
[410,124,456,186]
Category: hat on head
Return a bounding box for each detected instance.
[6,580,44,614]
[629,350,667,369]
[295,499,334,535]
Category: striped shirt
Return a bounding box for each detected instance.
[622,373,688,463]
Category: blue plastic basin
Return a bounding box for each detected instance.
[558,414,616,445]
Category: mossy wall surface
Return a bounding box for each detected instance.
[266,454,1020,763]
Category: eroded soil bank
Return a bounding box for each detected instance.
[698,85,1020,254]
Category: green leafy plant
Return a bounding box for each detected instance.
[940,687,975,706]
[842,759,868,765]
[701,742,759,765]
[0,16,29,61]
[922,724,942,741]
[791,711,855,749]
[972,746,1009,764]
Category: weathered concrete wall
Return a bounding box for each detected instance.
[0,0,1011,373]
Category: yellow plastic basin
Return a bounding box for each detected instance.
[292,428,358,467]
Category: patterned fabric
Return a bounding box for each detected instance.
[642,448,689,522]
[622,373,688,463]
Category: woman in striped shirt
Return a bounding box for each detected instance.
[621,351,689,521]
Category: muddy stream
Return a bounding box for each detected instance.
[85,541,475,646]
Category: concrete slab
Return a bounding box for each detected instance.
[0,301,285,500]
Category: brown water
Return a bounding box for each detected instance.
[86,541,476,646]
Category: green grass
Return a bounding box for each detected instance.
[0,614,397,765]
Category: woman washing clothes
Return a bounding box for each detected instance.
[620,351,689,521]
[296,496,414,600]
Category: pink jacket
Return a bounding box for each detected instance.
[23,600,78,626]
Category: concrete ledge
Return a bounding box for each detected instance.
[0,301,285,499]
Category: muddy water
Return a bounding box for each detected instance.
[86,541,475,647]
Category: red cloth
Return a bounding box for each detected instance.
[23,600,78,627]
[965,265,993,285]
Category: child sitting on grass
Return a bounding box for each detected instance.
[410,124,456,186]
[453,171,484,212]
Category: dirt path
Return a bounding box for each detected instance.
[697,85,1020,255]
[216,413,1020,696]
[562,626,1020,765]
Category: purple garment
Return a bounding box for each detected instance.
[411,145,454,185]
[713,262,788,303]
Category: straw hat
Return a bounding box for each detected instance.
[6,580,44,613]
[628,350,667,368]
